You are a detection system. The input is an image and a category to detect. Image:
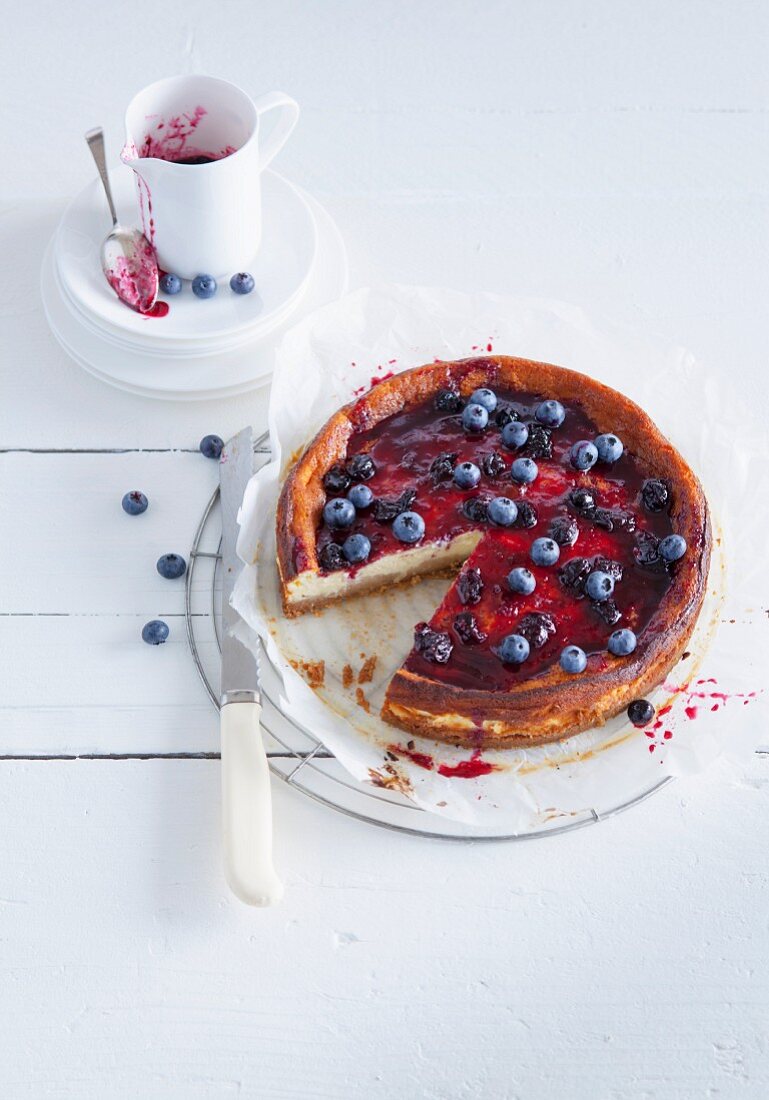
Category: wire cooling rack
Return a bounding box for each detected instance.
[185,430,672,840]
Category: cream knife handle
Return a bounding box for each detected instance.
[220,700,284,906]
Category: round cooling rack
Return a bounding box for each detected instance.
[185,430,673,841]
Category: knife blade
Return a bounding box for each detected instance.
[218,427,283,907]
[219,426,260,705]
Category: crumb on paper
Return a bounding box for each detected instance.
[289,658,325,688]
[368,765,412,796]
[342,664,354,688]
[355,688,370,713]
[358,655,377,684]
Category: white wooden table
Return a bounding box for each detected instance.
[2,2,767,1096]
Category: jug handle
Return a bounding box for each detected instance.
[253,92,300,171]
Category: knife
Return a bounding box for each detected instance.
[219,427,283,906]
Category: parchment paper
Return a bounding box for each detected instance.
[231,286,767,828]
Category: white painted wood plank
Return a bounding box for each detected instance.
[0,757,767,1098]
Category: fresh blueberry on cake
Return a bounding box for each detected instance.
[276,355,711,748]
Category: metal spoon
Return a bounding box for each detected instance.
[85,127,158,314]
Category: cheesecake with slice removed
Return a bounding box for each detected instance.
[276,355,711,748]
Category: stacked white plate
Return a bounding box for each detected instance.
[41,167,348,400]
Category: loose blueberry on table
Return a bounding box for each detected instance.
[199,434,224,459]
[142,620,169,645]
[122,490,148,515]
[156,553,187,579]
[313,381,687,697]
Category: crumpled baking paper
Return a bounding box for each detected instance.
[231,285,767,829]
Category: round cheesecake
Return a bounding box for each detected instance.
[276,355,711,748]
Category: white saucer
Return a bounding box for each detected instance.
[41,183,348,400]
[55,169,317,353]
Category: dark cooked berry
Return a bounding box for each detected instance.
[373,488,417,523]
[628,699,655,726]
[347,452,376,481]
[514,500,539,529]
[590,597,622,626]
[462,495,490,523]
[516,611,556,649]
[453,611,487,645]
[429,451,458,484]
[634,530,665,570]
[414,622,453,663]
[549,515,579,547]
[319,542,346,571]
[457,566,484,605]
[589,506,636,533]
[522,421,552,459]
[481,451,506,478]
[558,556,591,597]
[568,487,596,515]
[641,478,670,513]
[495,405,518,428]
[323,464,352,494]
[594,556,624,582]
[435,388,463,413]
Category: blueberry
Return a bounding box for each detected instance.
[481,451,506,478]
[319,542,345,571]
[192,274,217,299]
[453,461,481,489]
[392,510,425,543]
[628,698,655,726]
[142,620,169,645]
[435,388,463,413]
[230,272,255,294]
[414,623,453,663]
[487,496,518,527]
[514,500,539,528]
[659,534,687,562]
[530,537,560,566]
[501,421,529,450]
[347,484,374,510]
[462,402,489,432]
[595,433,623,463]
[323,464,352,494]
[560,645,587,674]
[347,453,376,481]
[511,457,538,484]
[570,440,598,471]
[641,479,670,513]
[156,553,187,579]
[517,611,556,649]
[199,434,224,459]
[608,628,637,656]
[535,399,565,428]
[507,566,536,595]
[585,570,615,601]
[159,272,182,295]
[497,633,530,664]
[122,490,148,515]
[323,498,356,529]
[469,387,497,412]
[342,533,371,563]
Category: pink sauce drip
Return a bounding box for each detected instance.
[437,750,494,779]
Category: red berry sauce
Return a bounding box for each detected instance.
[317,380,677,690]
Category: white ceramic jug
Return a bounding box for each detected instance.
[121,75,299,279]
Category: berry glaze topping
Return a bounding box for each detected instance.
[316,372,680,692]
